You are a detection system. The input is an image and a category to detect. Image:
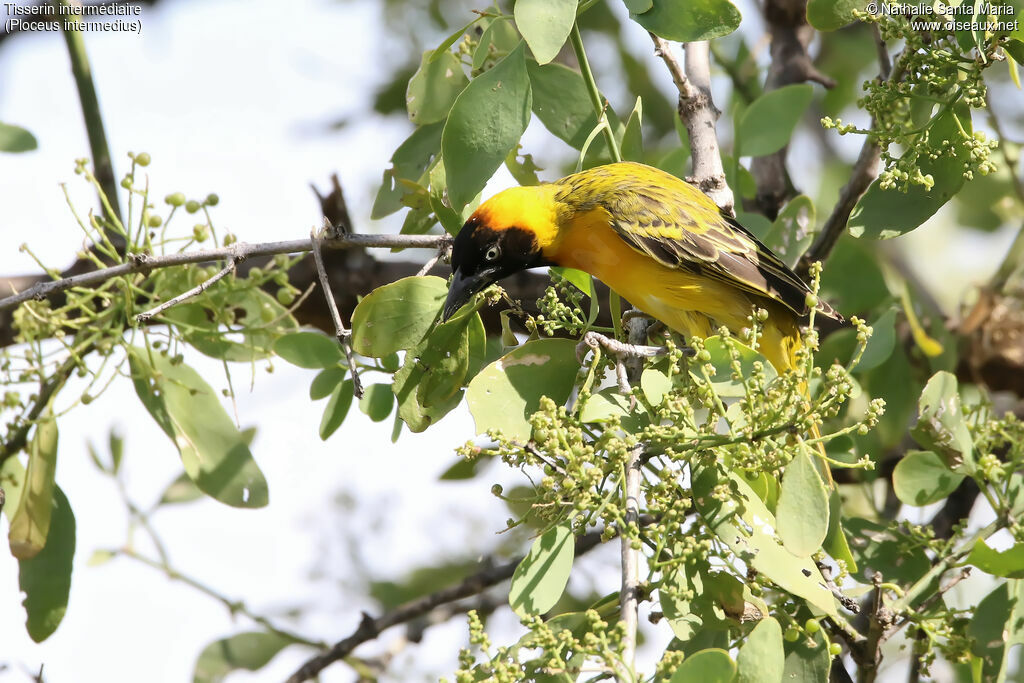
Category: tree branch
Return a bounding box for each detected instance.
[284,526,614,683]
[751,0,837,219]
[650,34,734,213]
[0,233,449,314]
[311,225,364,398]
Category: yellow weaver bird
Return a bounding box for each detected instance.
[442,161,841,377]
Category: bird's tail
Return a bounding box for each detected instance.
[760,321,834,487]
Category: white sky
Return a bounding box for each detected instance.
[0,0,1020,681]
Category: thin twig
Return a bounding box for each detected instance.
[576,330,669,394]
[0,233,451,313]
[416,246,448,277]
[817,561,861,614]
[570,23,622,163]
[618,316,648,677]
[119,547,326,648]
[135,258,235,322]
[284,526,617,683]
[311,225,364,399]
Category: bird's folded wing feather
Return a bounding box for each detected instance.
[600,186,838,320]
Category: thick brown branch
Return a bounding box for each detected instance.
[751,0,836,220]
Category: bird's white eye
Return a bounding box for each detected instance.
[485,245,501,261]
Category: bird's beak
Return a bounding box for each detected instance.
[442,268,493,322]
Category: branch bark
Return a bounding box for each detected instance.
[650,34,734,214]
[284,526,615,683]
[751,0,837,220]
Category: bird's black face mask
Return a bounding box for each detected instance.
[442,218,549,322]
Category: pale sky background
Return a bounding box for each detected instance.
[0,1,1020,682]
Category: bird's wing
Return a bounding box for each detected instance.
[600,180,839,321]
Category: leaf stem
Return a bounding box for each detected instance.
[569,23,621,164]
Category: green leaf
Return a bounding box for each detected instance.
[128,348,268,508]
[407,50,469,125]
[641,367,672,405]
[473,16,520,71]
[761,195,816,268]
[692,464,838,617]
[309,366,346,400]
[320,379,355,439]
[911,370,974,472]
[273,332,343,369]
[967,540,1024,579]
[18,486,74,642]
[855,307,897,371]
[621,96,644,162]
[660,563,705,640]
[806,0,868,31]
[392,307,484,432]
[822,487,858,573]
[527,61,599,150]
[849,110,970,238]
[893,450,965,506]
[158,472,204,506]
[514,0,577,65]
[844,517,931,584]
[350,276,448,357]
[783,627,831,681]
[193,631,294,683]
[0,121,38,153]
[8,415,58,559]
[698,336,776,397]
[737,618,784,683]
[969,579,1024,681]
[629,0,741,41]
[359,383,395,422]
[670,648,737,683]
[372,123,444,220]
[442,41,532,208]
[466,338,580,440]
[738,84,814,157]
[776,449,830,557]
[509,523,575,616]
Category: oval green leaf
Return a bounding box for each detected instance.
[910,370,974,471]
[966,539,1024,579]
[407,50,469,125]
[310,366,346,400]
[738,84,814,157]
[273,332,343,369]
[509,523,575,616]
[692,463,837,617]
[514,0,577,65]
[350,276,448,357]
[18,486,75,642]
[0,121,38,153]
[777,449,830,557]
[893,450,965,506]
[849,110,969,239]
[670,648,737,683]
[737,617,784,683]
[128,348,268,508]
[320,379,355,440]
[193,631,294,683]
[807,0,868,31]
[442,41,532,208]
[466,338,580,440]
[527,61,600,150]
[359,383,395,423]
[630,0,741,42]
